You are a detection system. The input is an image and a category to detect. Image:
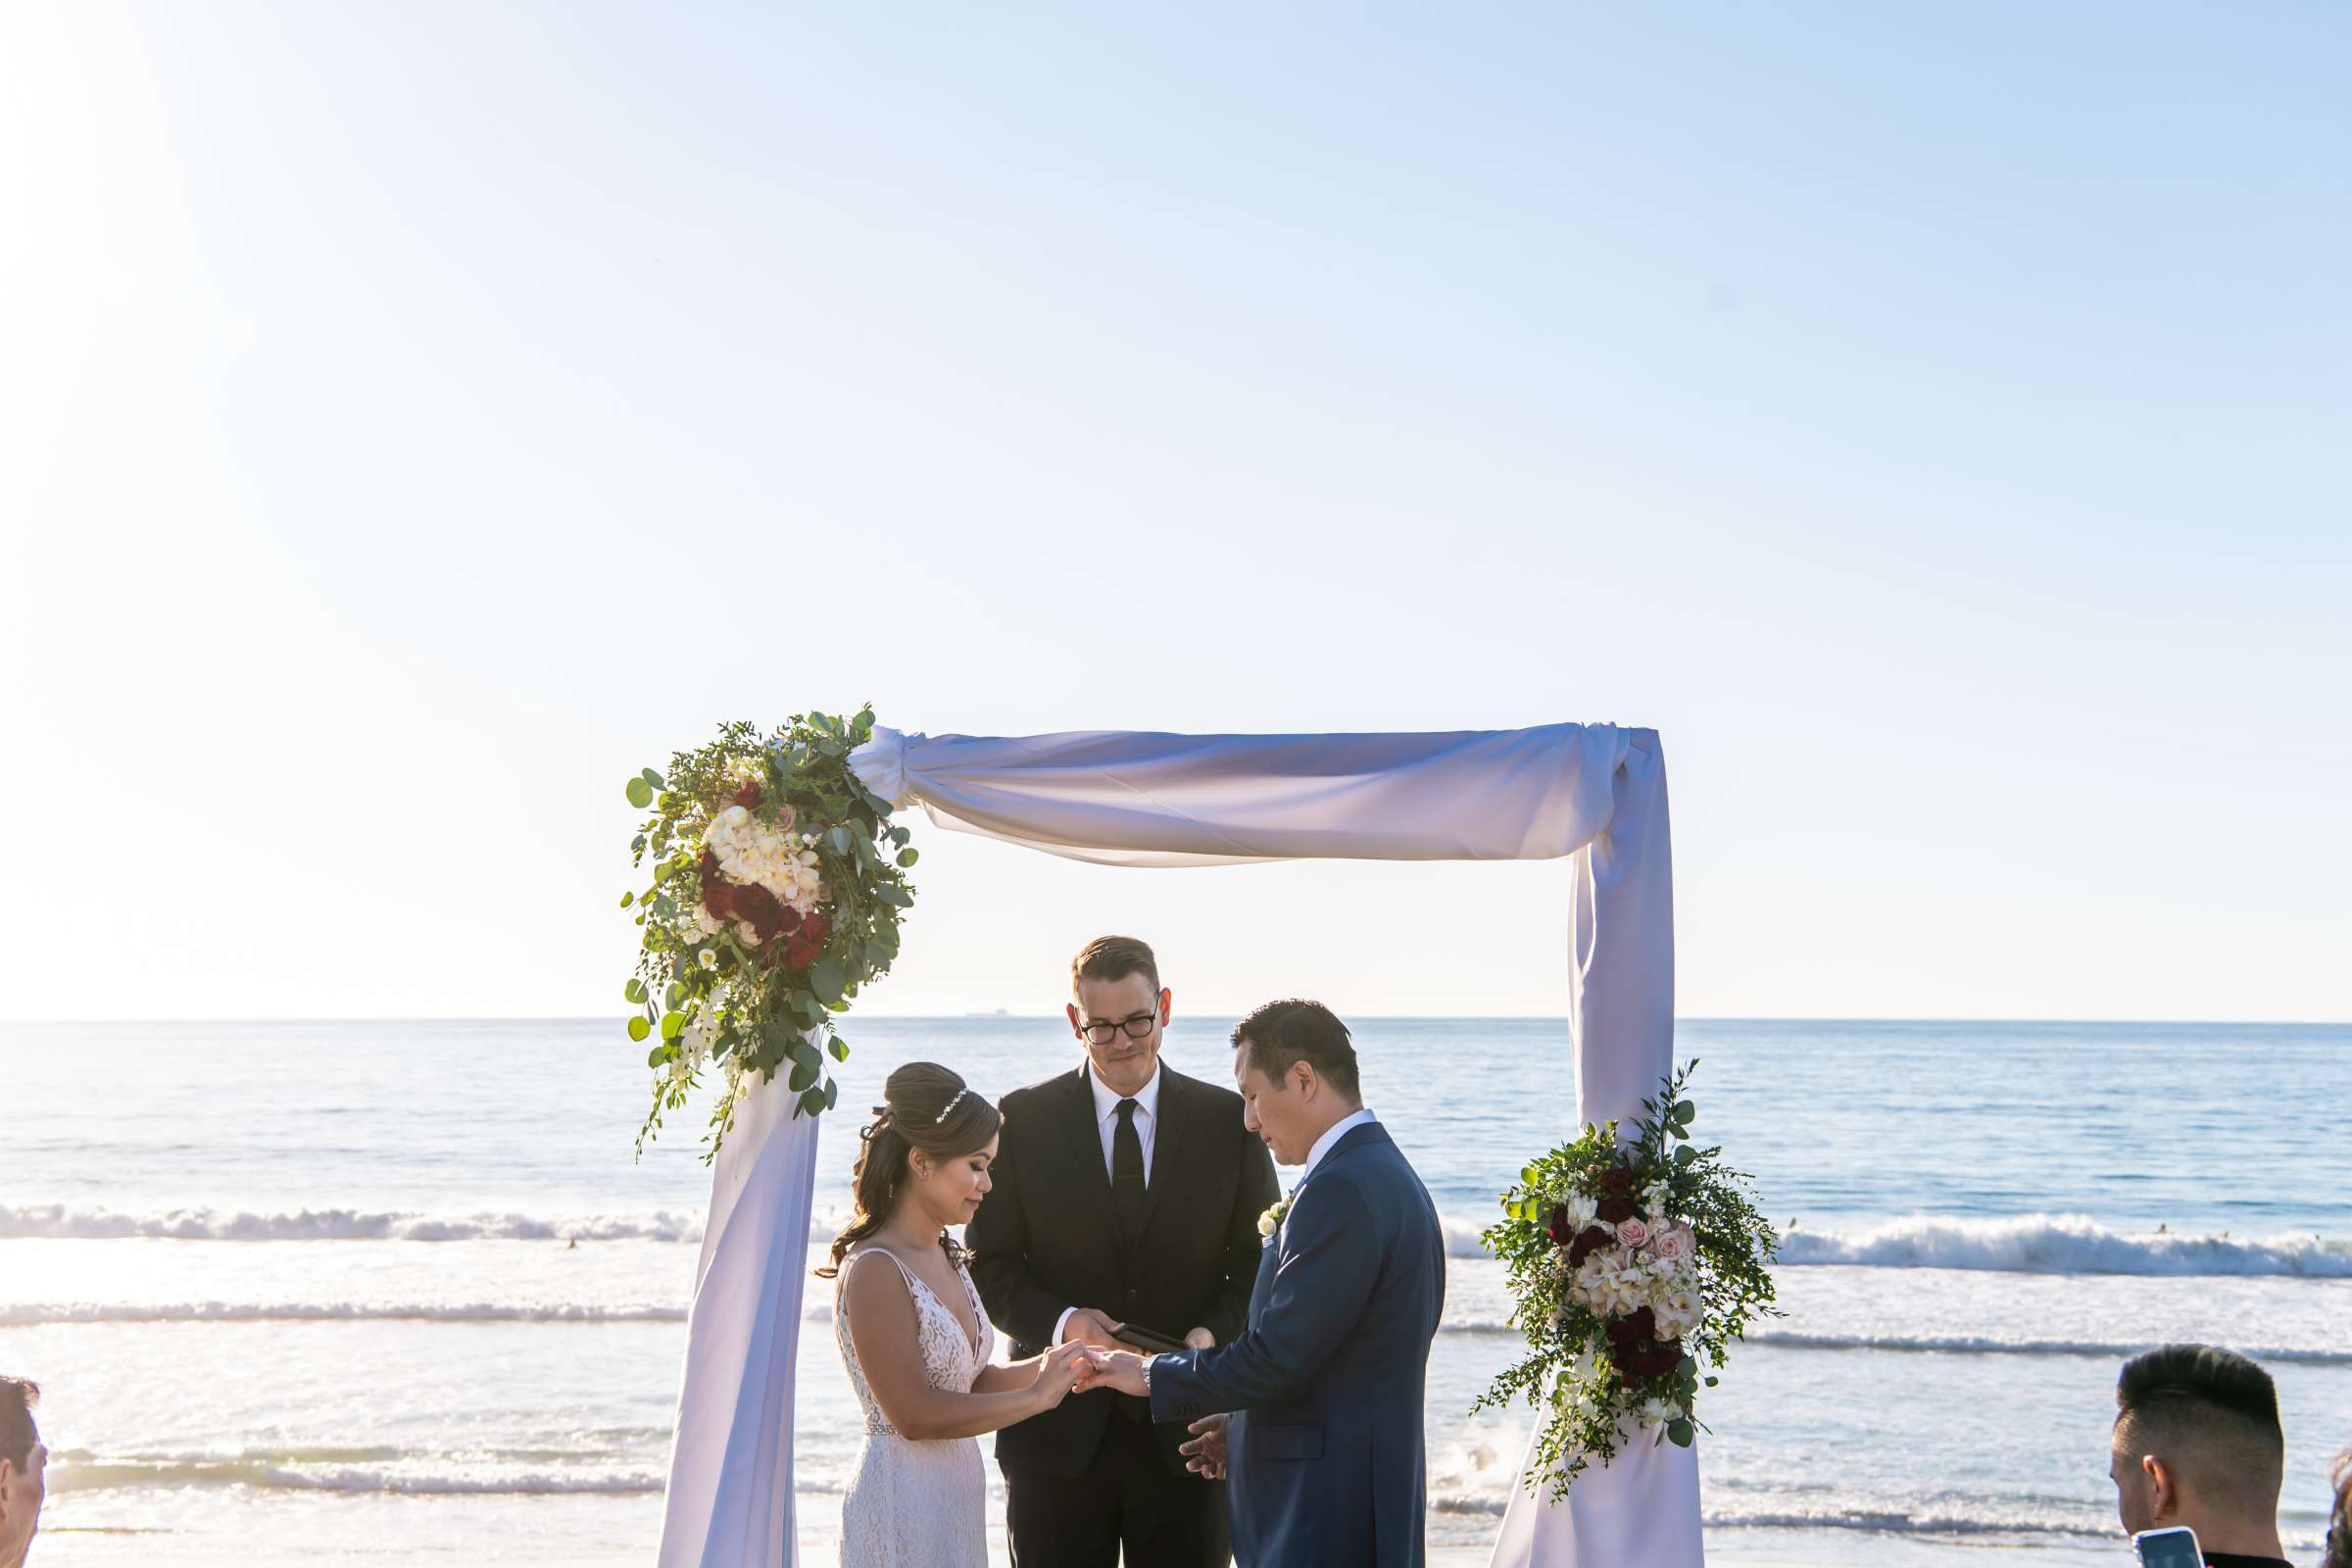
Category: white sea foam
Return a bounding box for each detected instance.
[51,1457,669,1496]
[0,1301,693,1326]
[1776,1212,2352,1277]
[13,1201,2346,1282]
[0,1204,707,1244]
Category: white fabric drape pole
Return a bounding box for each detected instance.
[1490,732,1702,1568]
[656,1069,822,1568]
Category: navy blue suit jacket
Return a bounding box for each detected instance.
[1148,1120,1446,1567]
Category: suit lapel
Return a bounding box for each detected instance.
[1059,1065,1121,1244]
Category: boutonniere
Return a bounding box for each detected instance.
[1256,1190,1297,1246]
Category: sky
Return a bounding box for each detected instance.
[2,2,2345,1023]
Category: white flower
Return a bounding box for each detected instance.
[1638,1396,1683,1430]
[1561,1193,1599,1233]
[1655,1289,1704,1338]
[697,949,718,970]
[1256,1190,1297,1242]
[713,803,752,831]
[693,905,725,935]
[735,921,763,947]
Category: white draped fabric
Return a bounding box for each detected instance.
[654,721,1696,1568]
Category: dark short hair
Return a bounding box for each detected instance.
[0,1376,37,1469]
[1072,935,1159,996]
[2114,1345,2283,1503]
[1232,999,1359,1102]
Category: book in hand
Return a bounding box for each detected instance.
[1113,1323,1192,1355]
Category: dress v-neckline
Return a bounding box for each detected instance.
[871,1247,984,1362]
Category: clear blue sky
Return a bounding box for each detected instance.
[3,3,2345,1020]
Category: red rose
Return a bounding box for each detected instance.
[1624,1338,1684,1380]
[784,911,831,969]
[1565,1224,1614,1267]
[734,781,763,809]
[1546,1203,1572,1246]
[1596,1166,1637,1197]
[732,882,787,939]
[799,911,831,945]
[699,853,737,919]
[1605,1306,1657,1348]
[1595,1194,1637,1225]
[771,904,804,934]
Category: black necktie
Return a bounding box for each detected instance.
[1111,1098,1147,1248]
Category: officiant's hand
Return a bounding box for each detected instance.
[1058,1307,1128,1350]
[1071,1348,1150,1398]
[1183,1326,1214,1350]
[1178,1414,1227,1480]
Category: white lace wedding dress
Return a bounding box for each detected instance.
[832,1247,995,1566]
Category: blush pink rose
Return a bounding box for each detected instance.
[1615,1217,1650,1249]
[1649,1223,1695,1262]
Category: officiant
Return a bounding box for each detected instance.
[967,936,1280,1567]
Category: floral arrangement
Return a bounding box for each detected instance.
[1472,1062,1778,1494]
[620,710,915,1156]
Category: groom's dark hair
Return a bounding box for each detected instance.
[1072,935,1159,994]
[1233,1000,1359,1102]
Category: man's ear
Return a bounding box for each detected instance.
[1158,988,1173,1025]
[1066,1003,1083,1037]
[2142,1453,2177,1521]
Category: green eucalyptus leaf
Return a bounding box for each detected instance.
[896,847,919,868]
[808,960,846,1004]
[626,777,654,808]
[624,979,649,1004]
[828,1037,850,1062]
[826,826,852,855]
[619,891,635,907]
[788,1056,818,1093]
[661,1011,686,1041]
[823,1079,840,1111]
[627,1015,652,1042]
[642,768,664,790]
[799,1085,828,1117]
[1668,1419,1693,1447]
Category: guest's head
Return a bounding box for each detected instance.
[1067,935,1169,1098]
[816,1062,1002,1277]
[2325,1446,2351,1568]
[0,1375,44,1567]
[1231,999,1361,1164]
[2109,1344,2285,1558]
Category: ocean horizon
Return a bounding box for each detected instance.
[5,1015,2347,1565]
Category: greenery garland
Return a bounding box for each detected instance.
[1473,1062,1779,1494]
[619,710,915,1157]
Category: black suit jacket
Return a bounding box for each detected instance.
[968,1061,1279,1480]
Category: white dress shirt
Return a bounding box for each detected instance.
[1298,1106,1378,1187]
[1088,1060,1161,1183]
[1054,1063,1162,1347]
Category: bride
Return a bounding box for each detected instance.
[819,1063,1091,1566]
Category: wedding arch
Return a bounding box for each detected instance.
[653,721,1701,1568]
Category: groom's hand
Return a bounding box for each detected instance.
[1183,1326,1215,1350]
[1178,1413,1228,1480]
[1071,1348,1150,1398]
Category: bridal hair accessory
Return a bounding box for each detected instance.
[1473,1062,1780,1494]
[617,710,921,1157]
[931,1088,969,1126]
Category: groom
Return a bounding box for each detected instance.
[968,936,1280,1566]
[1077,999,1445,1567]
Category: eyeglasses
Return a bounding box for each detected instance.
[1080,1011,1157,1045]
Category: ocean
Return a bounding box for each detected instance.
[4,1017,2347,1565]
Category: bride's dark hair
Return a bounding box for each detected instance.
[815,1061,1001,1279]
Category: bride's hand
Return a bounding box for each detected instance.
[1029,1340,1093,1411]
